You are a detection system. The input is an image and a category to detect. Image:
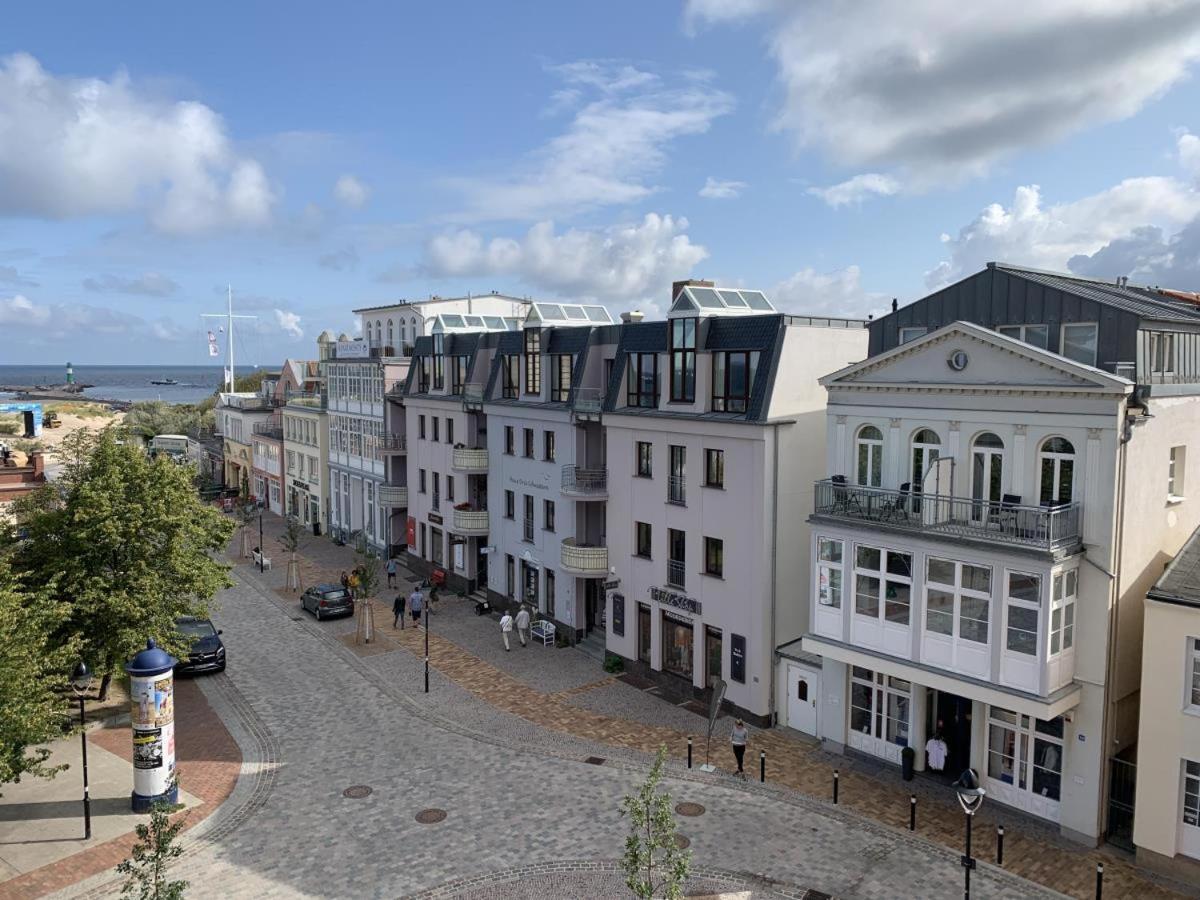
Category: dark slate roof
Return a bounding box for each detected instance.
[993,264,1200,324]
[705,315,784,350]
[1148,524,1200,609]
[547,325,592,354]
[496,331,523,354]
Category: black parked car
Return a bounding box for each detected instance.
[301,583,355,621]
[174,617,226,675]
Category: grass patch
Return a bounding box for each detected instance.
[44,401,115,419]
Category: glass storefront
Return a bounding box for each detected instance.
[705,626,722,687]
[984,706,1064,821]
[638,603,651,664]
[848,666,911,764]
[661,612,694,680]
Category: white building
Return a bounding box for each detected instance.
[283,395,328,532]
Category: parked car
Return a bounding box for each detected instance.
[301,583,354,621]
[174,616,226,675]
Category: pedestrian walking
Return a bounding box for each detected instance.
[731,718,749,776]
[348,570,360,600]
[386,557,397,589]
[409,586,424,626]
[392,592,406,629]
[515,605,531,647]
[500,610,514,651]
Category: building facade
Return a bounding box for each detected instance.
[217,394,275,496]
[283,397,328,532]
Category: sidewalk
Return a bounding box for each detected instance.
[243,511,1191,900]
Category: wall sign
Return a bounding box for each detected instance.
[649,586,702,615]
[730,634,746,683]
[292,480,309,491]
[428,512,443,525]
[611,593,625,637]
[336,339,369,359]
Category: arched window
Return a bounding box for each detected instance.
[1039,437,1075,506]
[387,320,394,348]
[375,320,383,346]
[911,428,941,492]
[856,425,883,487]
[972,432,1004,508]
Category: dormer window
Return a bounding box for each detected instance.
[450,356,468,395]
[502,354,519,399]
[524,328,542,395]
[551,354,572,403]
[627,353,658,408]
[432,334,445,390]
[711,351,752,413]
[418,357,431,393]
[669,317,696,403]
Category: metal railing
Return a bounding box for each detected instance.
[378,484,408,506]
[523,517,535,542]
[573,387,604,416]
[252,422,284,440]
[453,507,490,533]
[286,393,326,409]
[452,446,489,471]
[811,479,1082,552]
[378,435,407,452]
[561,538,609,575]
[462,383,486,406]
[667,475,686,506]
[667,559,686,589]
[562,465,607,495]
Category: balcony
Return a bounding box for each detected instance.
[561,538,609,576]
[667,559,686,589]
[462,383,486,409]
[286,392,326,409]
[378,484,408,507]
[572,388,604,420]
[452,506,490,535]
[561,465,608,498]
[379,435,407,454]
[452,446,489,473]
[667,475,686,506]
[811,479,1082,554]
[252,422,284,441]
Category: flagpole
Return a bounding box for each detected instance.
[202,289,256,394]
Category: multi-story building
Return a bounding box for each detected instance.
[1132,528,1200,881]
[601,283,868,724]
[283,393,328,532]
[217,392,276,495]
[800,263,1200,844]
[248,365,306,515]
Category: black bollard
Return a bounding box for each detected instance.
[909,794,916,831]
[687,737,693,769]
[1095,863,1103,900]
[760,750,766,783]
[996,825,1004,866]
[833,769,839,804]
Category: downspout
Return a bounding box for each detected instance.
[769,424,780,727]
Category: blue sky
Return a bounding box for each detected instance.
[4,1,1200,363]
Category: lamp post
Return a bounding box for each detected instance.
[258,512,265,572]
[953,768,985,900]
[423,593,430,694]
[69,661,93,840]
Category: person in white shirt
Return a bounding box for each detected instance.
[514,606,531,646]
[499,611,514,651]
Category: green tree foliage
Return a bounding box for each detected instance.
[124,402,212,440]
[6,428,234,699]
[116,796,188,900]
[620,745,691,900]
[0,557,79,792]
[353,545,380,601]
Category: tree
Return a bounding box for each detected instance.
[353,545,380,601]
[116,796,188,900]
[124,402,212,441]
[0,557,80,793]
[6,427,234,700]
[619,745,691,900]
[279,517,306,591]
[234,498,258,559]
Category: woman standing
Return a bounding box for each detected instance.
[731,719,749,776]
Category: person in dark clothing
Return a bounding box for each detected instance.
[392,592,406,629]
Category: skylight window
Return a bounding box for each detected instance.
[720,290,748,307]
[483,316,504,328]
[540,304,565,319]
[691,287,724,308]
[464,316,483,326]
[739,291,773,310]
[564,306,588,320]
[442,315,465,328]
[586,307,611,322]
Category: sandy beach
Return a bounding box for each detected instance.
[1,401,126,465]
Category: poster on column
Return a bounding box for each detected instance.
[129,671,177,797]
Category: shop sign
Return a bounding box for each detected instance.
[428,512,443,525]
[336,340,369,359]
[611,593,625,637]
[649,586,701,615]
[730,633,746,683]
[603,578,620,590]
[292,480,309,491]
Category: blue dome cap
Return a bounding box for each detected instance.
[125,638,177,676]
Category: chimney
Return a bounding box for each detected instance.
[672,278,715,302]
[620,310,645,324]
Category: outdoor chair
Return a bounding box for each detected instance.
[829,475,863,516]
[531,619,556,646]
[252,549,273,571]
[995,494,1022,535]
[879,482,911,522]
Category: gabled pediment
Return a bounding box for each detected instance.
[822,321,1131,393]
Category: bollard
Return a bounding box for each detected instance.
[687,737,693,769]
[996,824,1004,866]
[833,769,839,804]
[909,795,916,831]
[760,750,766,783]
[1095,863,1103,900]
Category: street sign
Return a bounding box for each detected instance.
[603,578,620,590]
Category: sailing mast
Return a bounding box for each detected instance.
[203,286,256,393]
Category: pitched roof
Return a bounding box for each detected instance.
[991,263,1200,324]
[1148,524,1200,608]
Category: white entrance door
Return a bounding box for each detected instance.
[786,665,819,736]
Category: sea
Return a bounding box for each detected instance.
[0,365,259,405]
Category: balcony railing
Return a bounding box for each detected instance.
[453,507,490,534]
[523,517,535,542]
[378,484,408,507]
[252,422,283,440]
[667,559,686,589]
[562,465,607,497]
[667,475,686,506]
[561,538,609,575]
[812,479,1082,552]
[573,388,604,417]
[379,435,407,453]
[452,446,489,472]
[286,392,326,409]
[463,383,486,407]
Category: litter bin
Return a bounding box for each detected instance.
[901,745,915,781]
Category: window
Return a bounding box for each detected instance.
[854,545,913,625]
[997,324,1049,350]
[543,499,555,532]
[817,538,843,608]
[523,495,534,542]
[1051,570,1077,656]
[1039,438,1075,506]
[711,351,752,413]
[911,428,941,494]
[545,569,556,618]
[705,626,723,687]
[417,357,431,393]
[505,554,515,599]
[504,490,514,519]
[446,418,454,445]
[638,603,652,664]
[636,441,652,478]
[432,417,440,442]
[899,326,927,344]
[430,526,444,565]
[668,528,685,588]
[524,328,541,395]
[502,355,519,399]
[418,415,426,439]
[544,430,556,462]
[432,334,445,390]
[925,557,992,644]
[703,449,724,488]
[431,472,440,509]
[669,317,697,402]
[551,354,572,402]
[1005,572,1041,656]
[504,426,515,455]
[627,353,658,407]
[1169,445,1186,499]
[523,428,534,458]
[419,523,426,558]
[419,469,427,493]
[446,475,455,503]
[668,445,686,505]
[1150,332,1176,376]
[850,667,911,747]
[971,432,1004,509]
[661,612,693,679]
[1060,323,1098,366]
[451,356,468,395]
[856,425,883,487]
[704,537,723,577]
[986,709,1063,803]
[635,522,652,558]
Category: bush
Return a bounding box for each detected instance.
[603,653,625,674]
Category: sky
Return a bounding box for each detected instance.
[5,1,1200,364]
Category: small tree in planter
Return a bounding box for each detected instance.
[116,789,188,900]
[353,547,380,644]
[620,745,691,899]
[234,498,258,559]
[279,518,306,591]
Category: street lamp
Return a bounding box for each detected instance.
[69,661,94,840]
[258,511,265,572]
[953,768,985,900]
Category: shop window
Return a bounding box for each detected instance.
[850,667,910,747]
[817,537,843,608]
[662,612,694,679]
[986,708,1063,803]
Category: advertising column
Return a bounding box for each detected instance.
[125,639,179,812]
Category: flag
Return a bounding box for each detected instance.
[208,342,219,357]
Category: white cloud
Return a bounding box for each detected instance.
[424,213,708,307]
[0,294,154,337]
[333,174,370,209]
[808,173,900,208]
[274,308,303,339]
[0,294,50,326]
[771,264,886,317]
[447,63,733,221]
[83,272,179,297]
[698,176,746,199]
[547,60,660,95]
[0,53,275,233]
[685,1,1200,183]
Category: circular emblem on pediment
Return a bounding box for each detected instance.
[947,350,969,371]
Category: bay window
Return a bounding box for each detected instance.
[1048,569,1077,691]
[923,557,991,677]
[852,544,912,654]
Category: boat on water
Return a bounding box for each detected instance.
[149,378,179,386]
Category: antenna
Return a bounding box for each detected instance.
[202,286,257,393]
